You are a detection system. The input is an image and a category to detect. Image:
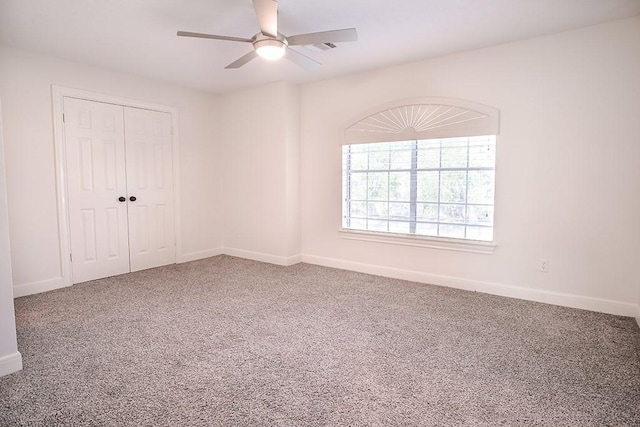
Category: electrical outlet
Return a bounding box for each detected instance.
[539,258,549,273]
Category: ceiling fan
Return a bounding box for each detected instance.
[177,0,357,69]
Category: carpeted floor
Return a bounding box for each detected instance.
[1,255,639,426]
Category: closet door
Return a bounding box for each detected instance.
[124,107,175,272]
[64,98,130,283]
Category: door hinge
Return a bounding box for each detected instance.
[63,113,66,123]
[69,253,72,262]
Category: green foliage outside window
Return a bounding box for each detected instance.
[342,136,496,241]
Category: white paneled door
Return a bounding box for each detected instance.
[64,98,129,283]
[124,107,175,272]
[64,97,175,283]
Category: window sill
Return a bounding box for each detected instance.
[339,229,496,254]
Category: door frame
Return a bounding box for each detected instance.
[52,85,182,286]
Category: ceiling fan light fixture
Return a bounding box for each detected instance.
[254,38,287,60]
[177,1,357,69]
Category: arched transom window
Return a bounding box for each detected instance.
[341,97,500,244]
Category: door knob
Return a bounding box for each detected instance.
[118,196,126,202]
[129,196,137,202]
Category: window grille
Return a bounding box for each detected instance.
[342,135,496,241]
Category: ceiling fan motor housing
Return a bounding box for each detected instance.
[253,33,288,60]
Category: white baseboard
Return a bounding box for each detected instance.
[178,247,223,263]
[0,351,22,377]
[223,247,301,267]
[301,254,638,318]
[13,277,68,298]
[13,251,638,321]
[14,249,225,298]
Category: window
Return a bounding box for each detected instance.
[341,97,500,247]
[342,135,496,242]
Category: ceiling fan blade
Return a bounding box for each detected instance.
[285,48,321,70]
[287,28,357,46]
[224,51,258,69]
[252,0,278,37]
[177,31,252,43]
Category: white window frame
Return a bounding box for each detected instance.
[340,97,500,254]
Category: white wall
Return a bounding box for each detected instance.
[299,17,640,316]
[221,81,301,265]
[0,45,223,295]
[0,97,22,377]
[637,280,640,327]
[637,273,640,327]
[1,17,639,322]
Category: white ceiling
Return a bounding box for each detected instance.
[1,0,639,94]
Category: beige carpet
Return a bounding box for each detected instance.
[1,255,639,426]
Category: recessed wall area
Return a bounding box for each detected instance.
[0,14,639,340]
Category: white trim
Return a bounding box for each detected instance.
[178,247,224,263]
[340,229,496,254]
[0,351,23,377]
[52,86,182,114]
[343,96,500,144]
[13,277,68,298]
[51,85,181,287]
[300,254,638,317]
[51,87,72,288]
[13,247,226,297]
[223,247,302,267]
[170,114,183,263]
[12,250,638,319]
